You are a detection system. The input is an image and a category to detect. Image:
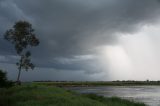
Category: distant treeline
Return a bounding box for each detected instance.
[33,80,160,87]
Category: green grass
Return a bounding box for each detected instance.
[0,84,146,106]
[83,94,145,106]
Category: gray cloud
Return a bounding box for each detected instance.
[0,0,160,81]
[13,0,160,56]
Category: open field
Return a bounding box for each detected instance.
[33,81,160,87]
[0,84,145,106]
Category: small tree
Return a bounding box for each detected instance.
[4,21,39,84]
[0,69,13,87]
[0,70,7,87]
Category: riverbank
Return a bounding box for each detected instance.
[0,84,145,106]
[33,81,160,87]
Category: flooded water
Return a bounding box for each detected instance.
[67,86,160,106]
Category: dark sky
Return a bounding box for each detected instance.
[1,0,160,81]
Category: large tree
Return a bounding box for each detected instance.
[4,21,39,84]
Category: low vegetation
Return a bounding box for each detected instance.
[0,69,13,88]
[33,80,160,87]
[0,84,145,106]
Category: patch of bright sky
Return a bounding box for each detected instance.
[99,23,160,80]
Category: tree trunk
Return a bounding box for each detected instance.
[16,66,21,85]
[16,57,22,85]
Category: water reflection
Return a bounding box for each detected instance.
[67,86,160,106]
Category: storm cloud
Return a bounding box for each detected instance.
[1,0,160,81]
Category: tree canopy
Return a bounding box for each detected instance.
[4,21,40,83]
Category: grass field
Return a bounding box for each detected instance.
[0,84,146,106]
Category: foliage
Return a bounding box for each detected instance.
[4,21,39,82]
[0,69,7,87]
[0,69,13,88]
[0,84,146,106]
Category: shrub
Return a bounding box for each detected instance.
[0,69,14,88]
